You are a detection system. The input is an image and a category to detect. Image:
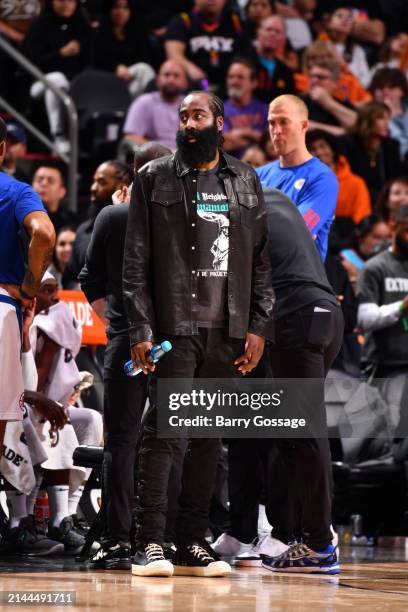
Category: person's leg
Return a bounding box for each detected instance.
[42,72,70,138]
[103,334,146,545]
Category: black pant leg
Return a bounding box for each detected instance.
[103,333,147,543]
[269,303,344,550]
[175,329,246,544]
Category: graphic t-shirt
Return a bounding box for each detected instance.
[357,249,408,366]
[195,167,229,326]
[257,157,339,261]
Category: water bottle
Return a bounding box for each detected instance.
[124,340,172,377]
[34,492,50,534]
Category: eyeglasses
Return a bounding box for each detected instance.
[309,72,332,81]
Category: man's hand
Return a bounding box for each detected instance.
[2,283,35,310]
[309,85,333,109]
[60,40,80,57]
[116,64,132,81]
[234,333,265,375]
[131,341,154,375]
[24,392,68,431]
[22,298,36,334]
[401,295,408,314]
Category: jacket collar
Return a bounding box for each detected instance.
[174,150,238,177]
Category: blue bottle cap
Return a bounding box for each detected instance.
[161,340,172,352]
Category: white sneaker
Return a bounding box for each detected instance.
[211,533,252,560]
[235,534,289,567]
[331,525,340,560]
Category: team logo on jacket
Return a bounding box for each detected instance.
[294,179,305,190]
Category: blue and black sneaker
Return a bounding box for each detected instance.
[262,542,340,574]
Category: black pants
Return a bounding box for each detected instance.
[136,328,244,547]
[228,302,343,550]
[103,333,147,543]
[268,301,344,550]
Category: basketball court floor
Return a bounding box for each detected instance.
[0,546,407,611]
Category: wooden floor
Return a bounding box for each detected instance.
[0,547,407,611]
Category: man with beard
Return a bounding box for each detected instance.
[123,60,188,151]
[123,91,274,577]
[62,160,133,289]
[357,205,408,425]
[223,59,268,159]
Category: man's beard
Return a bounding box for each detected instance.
[176,122,222,167]
[395,233,408,258]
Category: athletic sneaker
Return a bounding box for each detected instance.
[88,540,131,570]
[262,543,340,574]
[163,542,177,562]
[0,516,64,556]
[211,533,253,560]
[235,534,289,567]
[173,541,232,577]
[131,543,174,577]
[47,516,86,554]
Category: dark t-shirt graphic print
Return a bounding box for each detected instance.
[195,167,230,327]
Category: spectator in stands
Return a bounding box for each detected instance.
[357,206,408,395]
[0,0,43,99]
[340,214,391,286]
[341,102,403,203]
[376,177,408,224]
[122,60,188,150]
[369,33,408,82]
[241,144,267,167]
[23,0,92,155]
[32,165,77,232]
[243,0,277,42]
[304,57,357,136]
[91,0,155,98]
[298,39,371,106]
[165,0,249,92]
[223,58,268,157]
[63,160,132,288]
[0,123,29,183]
[250,15,295,103]
[306,129,371,224]
[318,7,371,87]
[48,226,76,288]
[369,68,408,159]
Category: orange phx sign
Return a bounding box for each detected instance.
[58,290,107,345]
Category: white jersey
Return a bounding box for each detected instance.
[30,300,82,406]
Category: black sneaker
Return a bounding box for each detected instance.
[0,516,64,556]
[71,514,90,537]
[131,543,174,577]
[163,542,177,562]
[173,541,231,577]
[88,540,131,570]
[47,516,86,555]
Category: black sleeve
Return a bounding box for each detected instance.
[165,14,189,43]
[122,172,156,345]
[23,19,63,72]
[79,207,110,302]
[248,172,276,336]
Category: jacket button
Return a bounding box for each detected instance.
[192,293,196,298]
[192,223,195,227]
[192,246,195,250]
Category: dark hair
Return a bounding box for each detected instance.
[133,142,172,172]
[369,67,408,97]
[53,225,77,272]
[378,33,403,64]
[354,102,390,143]
[376,176,408,221]
[228,56,258,80]
[306,129,340,163]
[0,116,6,143]
[33,163,66,186]
[357,214,384,239]
[105,160,133,184]
[394,204,408,225]
[245,0,276,19]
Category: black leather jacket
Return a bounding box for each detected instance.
[123,151,275,345]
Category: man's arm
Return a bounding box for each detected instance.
[356,263,405,331]
[165,14,206,82]
[123,96,152,143]
[309,88,357,129]
[22,211,56,298]
[122,172,156,346]
[297,170,339,241]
